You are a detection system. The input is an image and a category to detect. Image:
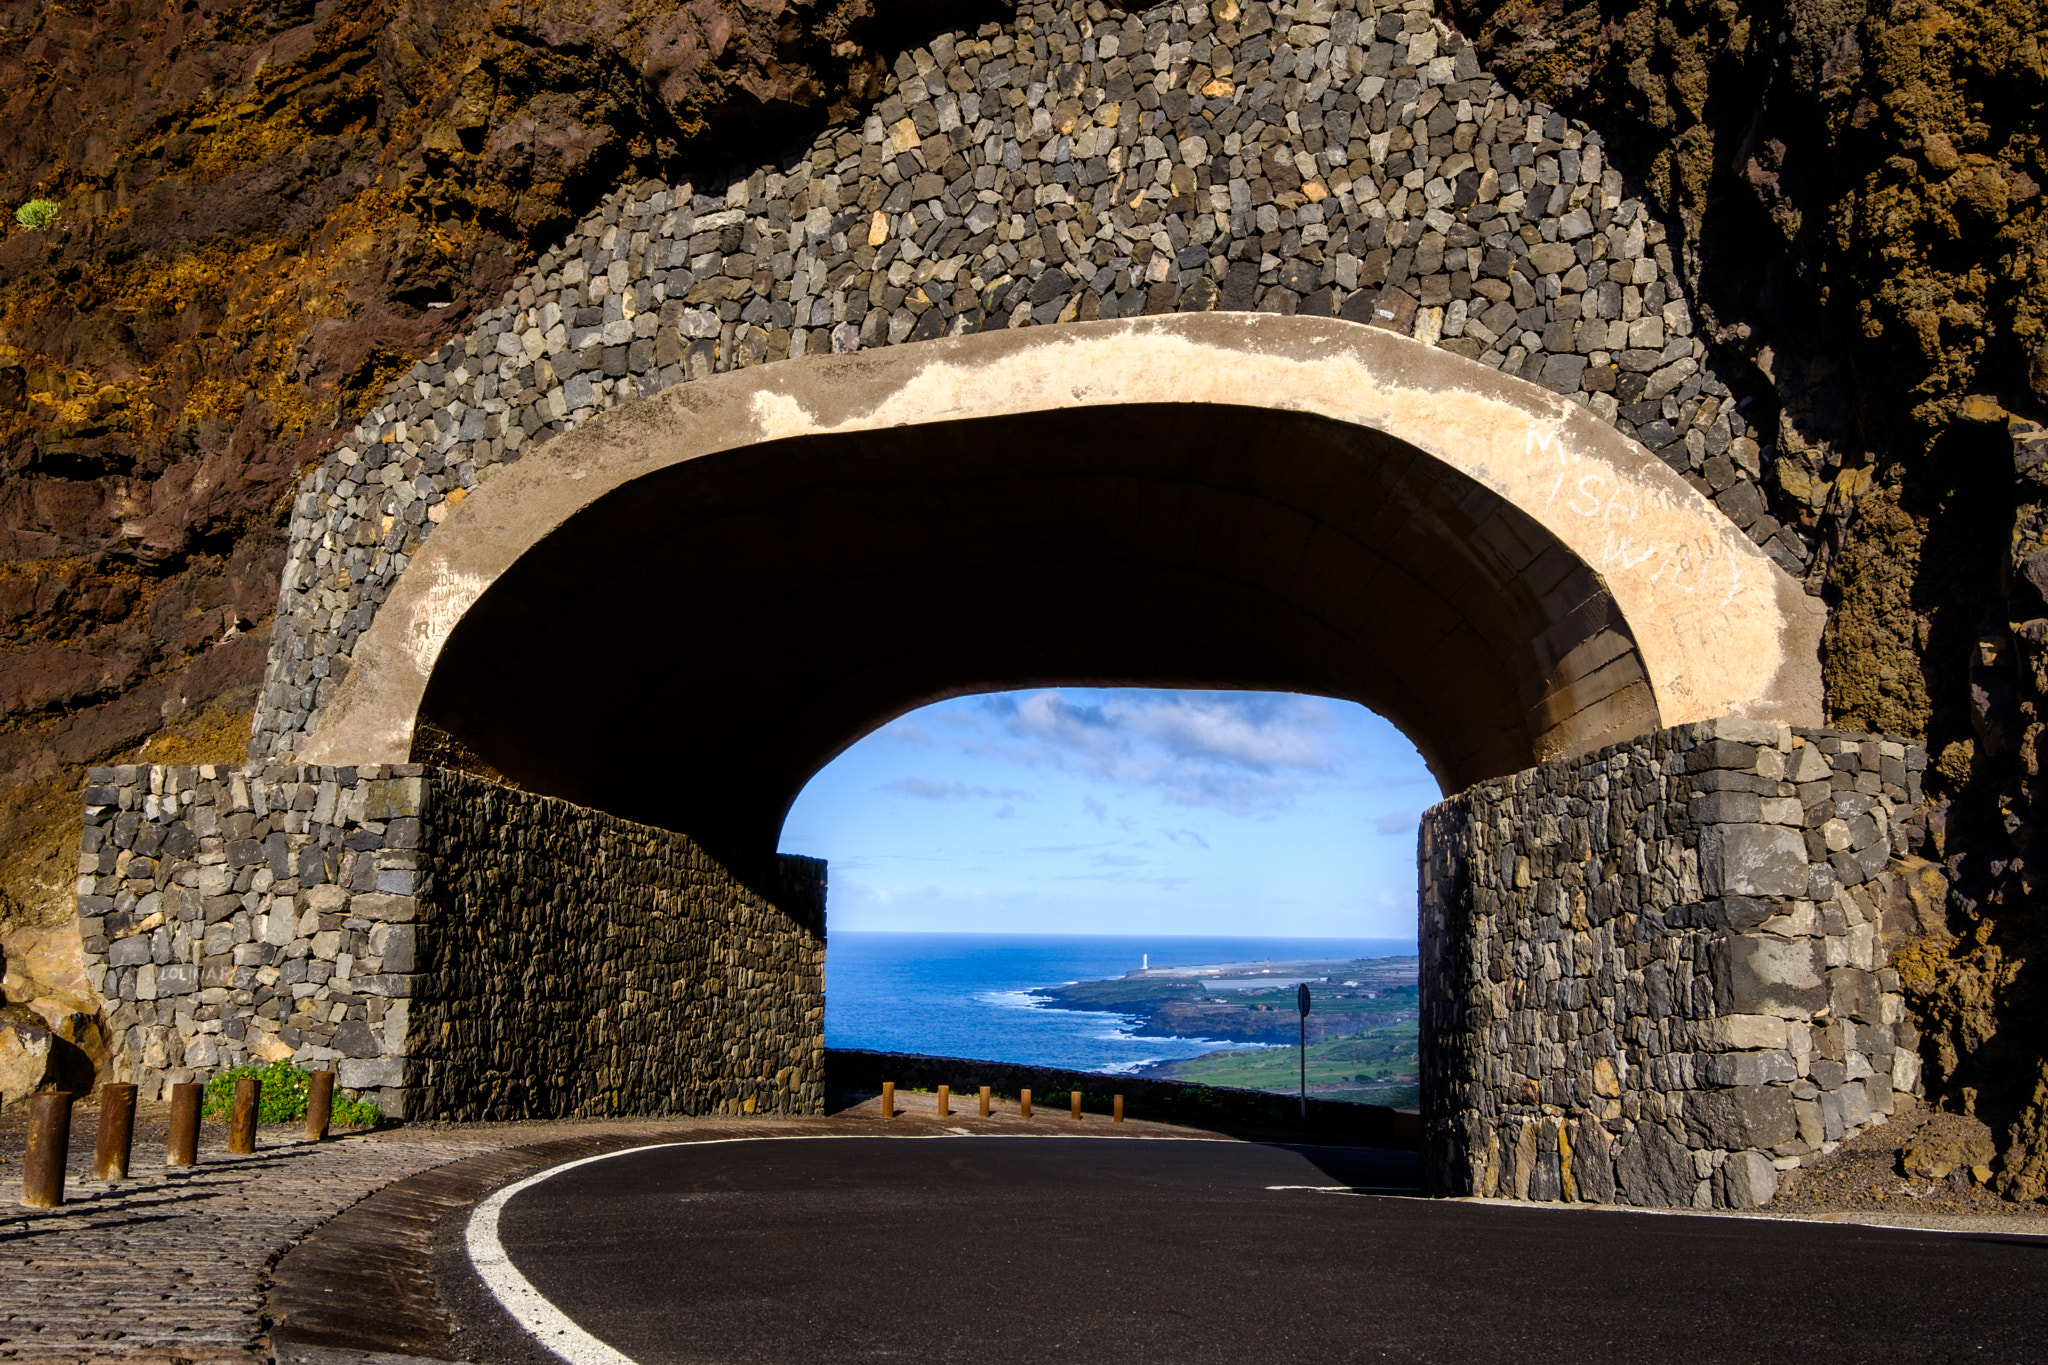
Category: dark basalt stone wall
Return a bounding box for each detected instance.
[1421,718,1924,1208]
[413,769,825,1121]
[74,762,824,1120]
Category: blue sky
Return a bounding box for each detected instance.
[779,688,1440,937]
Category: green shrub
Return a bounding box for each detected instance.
[201,1060,382,1127]
[14,199,59,231]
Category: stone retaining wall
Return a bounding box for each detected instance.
[252,0,1795,764]
[78,765,822,1119]
[81,764,426,1114]
[411,770,825,1121]
[1420,719,1925,1209]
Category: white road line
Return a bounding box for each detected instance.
[466,1131,1258,1365]
[467,1145,666,1365]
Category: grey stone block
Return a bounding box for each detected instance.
[108,936,152,968]
[1716,934,1827,1018]
[1681,1086,1799,1149]
[156,964,200,996]
[330,1021,382,1058]
[350,893,417,922]
[1616,1122,1694,1208]
[1837,1080,1874,1129]
[1569,1118,1615,1204]
[1699,824,1808,898]
[1690,790,1762,823]
[1719,1149,1778,1209]
[379,923,417,974]
[1830,967,1881,1023]
[1701,1050,1798,1086]
[337,1057,405,1089]
[1694,896,1775,931]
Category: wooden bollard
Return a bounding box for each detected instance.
[979,1086,991,1118]
[1113,1093,1125,1123]
[1020,1088,1032,1119]
[881,1081,895,1118]
[21,1092,73,1208]
[93,1083,138,1180]
[1071,1090,1083,1121]
[305,1070,335,1143]
[166,1082,202,1167]
[227,1076,261,1155]
[937,1085,950,1117]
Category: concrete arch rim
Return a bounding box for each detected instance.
[294,312,1822,781]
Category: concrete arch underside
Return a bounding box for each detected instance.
[299,315,1821,860]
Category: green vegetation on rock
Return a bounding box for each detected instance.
[200,1060,381,1127]
[12,198,58,231]
[12,199,58,231]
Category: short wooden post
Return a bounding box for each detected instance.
[305,1070,335,1142]
[937,1084,950,1117]
[1020,1088,1032,1119]
[881,1081,895,1118]
[1113,1093,1125,1123]
[21,1092,73,1208]
[227,1076,260,1155]
[979,1085,991,1118]
[93,1083,138,1180]
[166,1082,202,1167]
[1071,1089,1083,1120]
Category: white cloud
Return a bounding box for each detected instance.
[956,689,1347,814]
[879,777,1031,801]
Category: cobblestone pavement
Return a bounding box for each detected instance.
[0,1104,508,1365]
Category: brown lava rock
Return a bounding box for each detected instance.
[0,0,974,1005]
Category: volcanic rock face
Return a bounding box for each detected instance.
[1445,0,2048,1197]
[0,0,954,1005]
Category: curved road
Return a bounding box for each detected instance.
[461,1135,2044,1364]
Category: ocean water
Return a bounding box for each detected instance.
[824,931,1419,1074]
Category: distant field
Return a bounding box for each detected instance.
[1141,1019,1419,1110]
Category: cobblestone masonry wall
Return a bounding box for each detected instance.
[251,0,1805,762]
[1420,719,1927,1209]
[81,764,427,1116]
[412,769,825,1121]
[78,766,823,1120]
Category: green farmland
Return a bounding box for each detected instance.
[1142,1019,1420,1111]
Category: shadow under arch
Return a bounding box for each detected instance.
[295,314,1824,872]
[415,400,1654,866]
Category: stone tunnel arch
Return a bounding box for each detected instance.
[70,0,1917,1200]
[294,314,1821,862]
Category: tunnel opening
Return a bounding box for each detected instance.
[782,683,1432,1107]
[410,400,1657,873]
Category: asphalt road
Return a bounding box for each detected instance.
[471,1135,2045,1364]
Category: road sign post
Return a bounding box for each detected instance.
[1297,982,1312,1122]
